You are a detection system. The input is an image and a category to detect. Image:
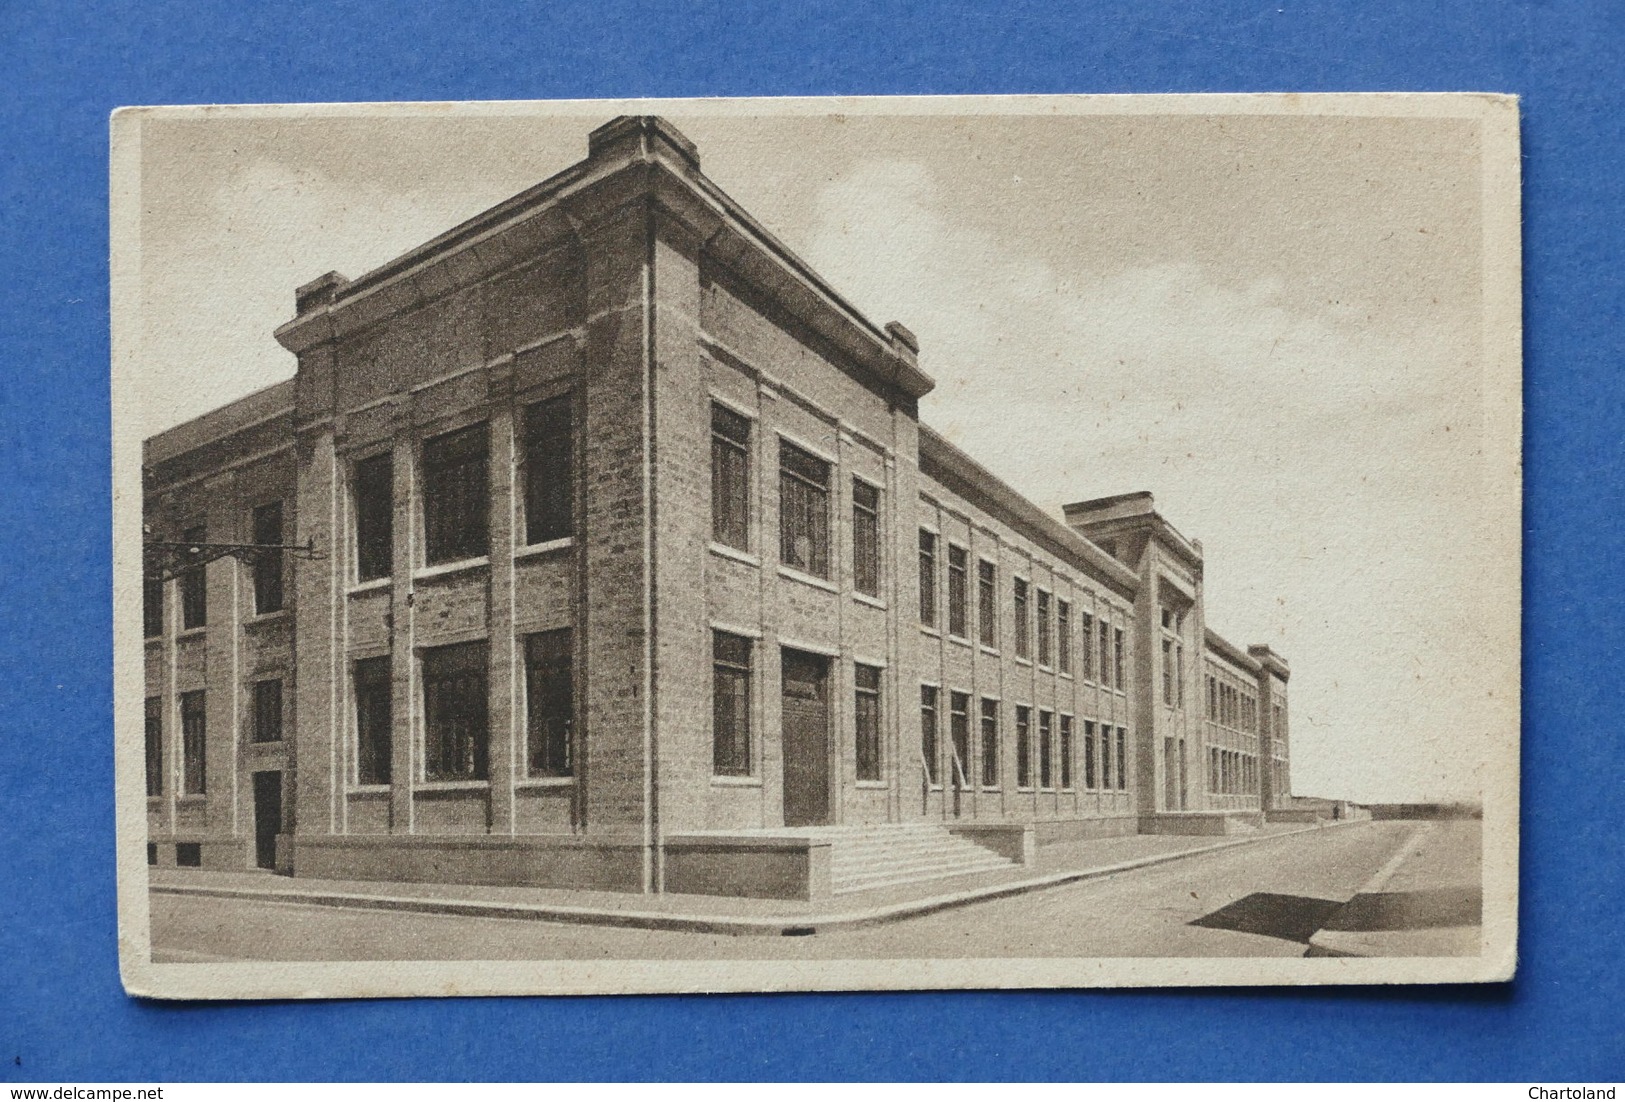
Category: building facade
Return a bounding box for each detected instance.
[142,116,1292,899]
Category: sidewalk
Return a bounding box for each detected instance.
[1305,819,1483,957]
[149,819,1359,936]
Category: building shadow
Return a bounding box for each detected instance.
[1188,892,1345,944]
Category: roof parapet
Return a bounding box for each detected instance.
[1247,643,1291,681]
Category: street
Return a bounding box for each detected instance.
[151,820,1477,961]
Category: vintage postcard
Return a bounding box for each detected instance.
[111,94,1521,998]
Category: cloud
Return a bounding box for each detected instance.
[805,158,1493,802]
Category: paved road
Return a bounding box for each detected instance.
[152,820,1434,962]
[146,819,1436,968]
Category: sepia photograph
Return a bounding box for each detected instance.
[110,95,1521,998]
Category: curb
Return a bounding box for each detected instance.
[151,819,1371,937]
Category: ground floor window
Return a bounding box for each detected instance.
[1014,705,1032,789]
[979,697,1000,787]
[525,628,574,777]
[252,678,282,744]
[144,696,162,796]
[1039,710,1054,789]
[712,631,752,776]
[354,656,392,786]
[1115,727,1128,790]
[949,692,970,787]
[919,685,939,786]
[422,641,489,782]
[180,690,206,795]
[1059,714,1073,789]
[854,664,882,781]
[1083,720,1097,790]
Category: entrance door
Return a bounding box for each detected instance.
[781,649,831,827]
[252,770,282,870]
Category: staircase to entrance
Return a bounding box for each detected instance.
[820,823,1020,894]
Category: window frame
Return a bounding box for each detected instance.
[711,630,753,778]
[1012,577,1030,659]
[421,422,491,568]
[1038,709,1055,790]
[179,524,208,630]
[421,641,490,783]
[523,395,575,547]
[946,544,969,639]
[979,697,1000,788]
[777,438,832,580]
[251,678,283,744]
[977,559,997,648]
[180,689,206,795]
[710,402,752,553]
[919,684,940,787]
[144,696,163,797]
[251,500,285,615]
[354,655,393,787]
[854,663,883,782]
[1014,704,1033,790]
[353,450,395,583]
[851,478,882,598]
[1036,588,1052,668]
[525,628,575,779]
[1057,599,1072,673]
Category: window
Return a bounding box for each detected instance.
[1083,720,1097,790]
[144,697,163,796]
[1099,721,1112,791]
[526,629,574,777]
[1177,645,1185,708]
[919,685,939,786]
[524,396,574,546]
[180,689,206,795]
[711,404,752,551]
[252,679,282,744]
[1080,612,1094,681]
[979,698,1000,787]
[851,480,881,598]
[854,664,882,781]
[711,631,752,776]
[1036,590,1052,666]
[1208,675,1219,721]
[917,531,938,627]
[143,575,164,638]
[176,843,201,868]
[422,423,489,566]
[422,641,489,781]
[1038,710,1055,789]
[354,656,392,786]
[778,441,830,578]
[1116,727,1128,789]
[251,501,284,615]
[1014,705,1032,789]
[1162,639,1174,705]
[1057,600,1072,673]
[1098,618,1111,684]
[1060,715,1074,789]
[1013,578,1030,659]
[180,525,207,629]
[1114,627,1126,690]
[949,692,970,788]
[1210,746,1220,792]
[977,560,997,647]
[947,545,968,638]
[354,452,394,581]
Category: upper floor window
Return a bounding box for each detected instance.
[946,545,969,638]
[354,451,394,582]
[852,480,881,598]
[1012,578,1030,659]
[711,630,752,777]
[422,423,489,566]
[251,501,284,615]
[180,525,207,629]
[1080,611,1094,681]
[251,678,282,743]
[1098,618,1111,685]
[1057,599,1072,673]
[854,664,882,781]
[778,441,830,578]
[1036,589,1053,667]
[1114,627,1126,690]
[711,404,751,551]
[525,628,574,777]
[143,575,164,639]
[977,560,997,648]
[917,530,938,627]
[523,396,574,546]
[422,641,489,781]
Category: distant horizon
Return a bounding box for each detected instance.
[130,99,1508,805]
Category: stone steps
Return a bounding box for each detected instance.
[825,825,1018,895]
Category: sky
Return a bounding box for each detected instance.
[131,101,1508,803]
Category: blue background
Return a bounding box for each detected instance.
[2,0,1620,1082]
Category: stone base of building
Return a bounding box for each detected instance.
[1032,815,1140,846]
[1138,810,1264,836]
[147,833,250,870]
[287,833,648,893]
[1264,807,1329,824]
